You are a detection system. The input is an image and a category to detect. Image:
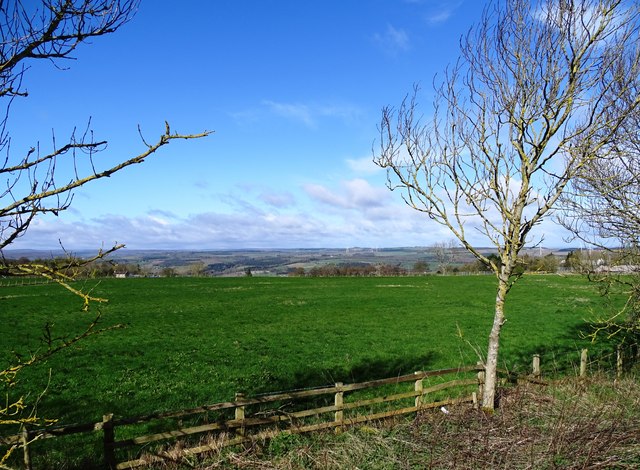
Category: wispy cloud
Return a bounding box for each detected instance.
[304,178,389,210]
[317,104,363,123]
[425,1,463,25]
[373,25,410,55]
[304,183,346,208]
[534,2,626,46]
[261,100,363,128]
[259,190,296,208]
[427,10,453,24]
[262,100,315,127]
[346,156,382,175]
[10,176,575,251]
[229,108,261,125]
[193,180,211,190]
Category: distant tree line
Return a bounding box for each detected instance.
[456,253,561,275]
[289,263,409,277]
[4,252,610,280]
[289,253,576,278]
[562,249,640,273]
[0,257,143,279]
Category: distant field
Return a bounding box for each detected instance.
[1,274,614,429]
[3,246,483,276]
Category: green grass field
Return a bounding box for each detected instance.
[2,275,613,423]
[0,274,620,467]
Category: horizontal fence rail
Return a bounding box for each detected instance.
[115,365,483,469]
[2,347,635,470]
[2,364,485,469]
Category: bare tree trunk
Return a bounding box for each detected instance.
[482,271,509,410]
[375,0,640,412]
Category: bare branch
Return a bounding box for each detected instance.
[374,0,640,410]
[0,1,212,449]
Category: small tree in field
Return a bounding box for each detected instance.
[0,1,211,461]
[375,0,640,410]
[432,240,456,274]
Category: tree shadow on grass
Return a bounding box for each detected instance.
[229,351,443,426]
[27,351,451,469]
[236,351,440,398]
[307,351,440,387]
[27,351,442,469]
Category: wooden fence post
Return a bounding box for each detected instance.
[476,361,484,402]
[235,393,246,439]
[617,346,623,378]
[21,425,32,470]
[532,354,541,378]
[102,413,116,470]
[334,382,344,432]
[414,373,423,408]
[580,349,588,378]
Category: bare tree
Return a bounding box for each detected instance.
[559,66,640,342]
[374,0,640,410]
[0,1,211,459]
[432,239,457,274]
[560,101,640,249]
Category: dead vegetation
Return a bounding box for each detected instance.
[148,375,640,469]
[409,379,640,469]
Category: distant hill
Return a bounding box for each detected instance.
[2,246,580,277]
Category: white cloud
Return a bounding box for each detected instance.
[536,3,606,31]
[8,176,576,251]
[260,100,363,128]
[345,179,388,208]
[303,183,346,208]
[229,108,261,125]
[304,178,389,210]
[147,214,171,226]
[317,104,363,123]
[427,10,453,24]
[425,2,463,25]
[262,100,315,127]
[346,156,382,175]
[148,209,178,219]
[374,25,410,55]
[259,190,296,208]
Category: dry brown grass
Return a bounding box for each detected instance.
[146,375,640,469]
[408,378,640,469]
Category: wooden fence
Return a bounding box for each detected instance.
[2,364,485,469]
[0,277,54,287]
[2,347,636,470]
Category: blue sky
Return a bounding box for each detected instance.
[8,0,572,251]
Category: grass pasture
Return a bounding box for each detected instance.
[0,274,619,467]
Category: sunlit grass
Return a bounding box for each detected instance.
[2,275,610,424]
